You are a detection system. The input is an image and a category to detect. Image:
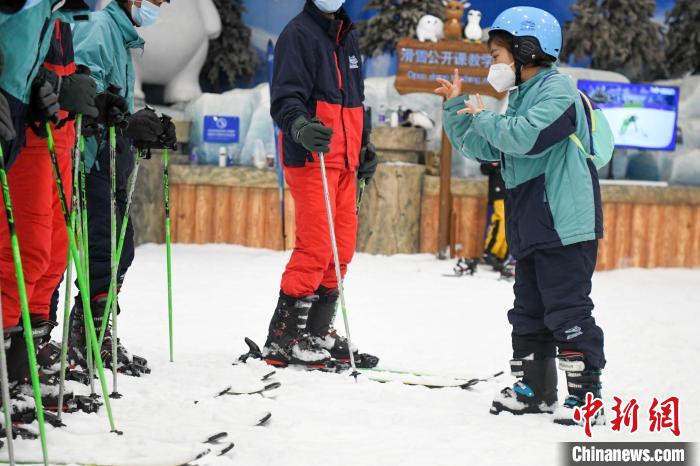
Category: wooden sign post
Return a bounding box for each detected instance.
[394,38,502,258]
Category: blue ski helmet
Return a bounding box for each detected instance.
[489,6,562,62]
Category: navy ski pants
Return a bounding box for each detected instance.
[75,135,135,301]
[508,240,606,369]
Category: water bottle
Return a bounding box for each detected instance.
[218,147,227,168]
[189,147,199,166]
[378,105,387,127]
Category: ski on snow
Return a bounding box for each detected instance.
[182,431,235,465]
[361,368,505,389]
[0,432,234,466]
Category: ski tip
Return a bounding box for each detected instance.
[205,432,228,444]
[257,412,272,426]
[264,382,282,391]
[218,442,235,456]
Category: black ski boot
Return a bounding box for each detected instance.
[68,298,150,377]
[491,355,558,416]
[262,293,331,368]
[553,351,606,427]
[453,257,479,276]
[307,286,379,368]
[4,327,37,424]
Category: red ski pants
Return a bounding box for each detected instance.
[0,122,74,327]
[281,165,358,298]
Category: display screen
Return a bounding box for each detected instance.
[577,80,680,151]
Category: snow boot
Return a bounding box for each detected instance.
[553,351,606,427]
[263,292,331,368]
[490,355,558,416]
[68,298,150,377]
[3,327,37,424]
[307,286,379,368]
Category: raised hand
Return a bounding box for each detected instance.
[434,68,463,100]
[457,94,485,116]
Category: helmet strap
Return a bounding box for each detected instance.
[515,62,524,86]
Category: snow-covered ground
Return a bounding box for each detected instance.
[4,244,699,465]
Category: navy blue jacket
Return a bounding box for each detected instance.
[271,0,367,170]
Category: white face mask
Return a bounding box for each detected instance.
[131,0,160,27]
[487,63,516,93]
[313,0,345,13]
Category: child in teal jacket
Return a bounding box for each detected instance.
[438,6,606,427]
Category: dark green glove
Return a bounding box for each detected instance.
[358,143,378,181]
[291,115,333,159]
[59,73,98,117]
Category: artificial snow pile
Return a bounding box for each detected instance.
[5,244,697,465]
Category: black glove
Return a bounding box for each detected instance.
[123,108,163,147]
[29,68,60,124]
[0,0,27,14]
[291,115,333,159]
[358,143,378,182]
[0,50,16,143]
[0,92,15,143]
[58,73,98,117]
[94,92,128,127]
[157,114,177,150]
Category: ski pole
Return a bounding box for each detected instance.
[274,134,286,250]
[78,135,96,398]
[0,144,49,465]
[356,178,366,213]
[45,124,119,433]
[0,284,16,466]
[57,113,83,422]
[107,126,120,397]
[98,149,141,348]
[267,40,286,250]
[163,148,174,362]
[318,152,359,379]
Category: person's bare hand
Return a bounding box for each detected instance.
[457,94,485,116]
[434,69,463,100]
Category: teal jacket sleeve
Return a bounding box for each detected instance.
[72,20,113,93]
[470,84,576,158]
[443,95,501,162]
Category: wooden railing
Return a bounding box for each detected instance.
[132,158,700,271]
[420,177,700,270]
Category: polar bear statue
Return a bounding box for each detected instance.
[416,15,444,43]
[125,0,222,104]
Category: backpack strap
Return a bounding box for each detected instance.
[568,90,597,159]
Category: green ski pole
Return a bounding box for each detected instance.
[0,145,50,465]
[97,149,141,348]
[0,283,16,465]
[78,135,96,398]
[163,148,173,362]
[57,113,82,422]
[356,178,366,213]
[45,124,120,433]
[107,127,119,397]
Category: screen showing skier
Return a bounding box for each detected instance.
[577,80,680,152]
